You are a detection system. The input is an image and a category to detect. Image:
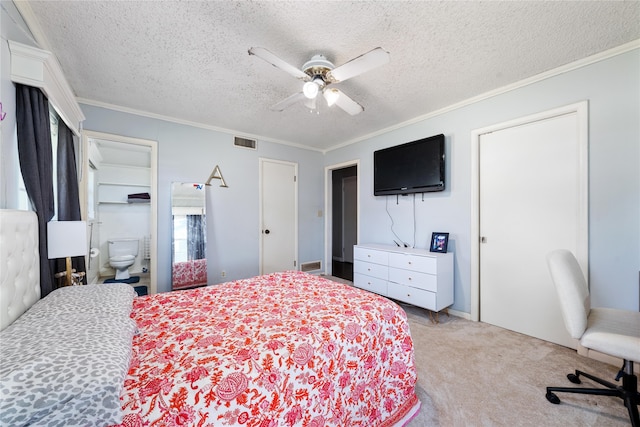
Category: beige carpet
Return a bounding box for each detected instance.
[320,275,633,425]
[401,303,632,426]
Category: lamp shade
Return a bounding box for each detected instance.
[303,81,319,99]
[323,88,340,106]
[47,220,87,259]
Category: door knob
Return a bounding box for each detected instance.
[264,229,270,234]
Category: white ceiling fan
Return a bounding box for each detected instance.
[249,47,390,115]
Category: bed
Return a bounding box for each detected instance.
[0,209,421,426]
[172,258,208,290]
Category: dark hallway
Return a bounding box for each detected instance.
[331,260,353,282]
[331,165,357,282]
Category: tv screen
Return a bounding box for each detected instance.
[374,134,445,196]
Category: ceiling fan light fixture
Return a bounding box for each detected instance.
[324,88,340,106]
[303,81,319,99]
[304,96,317,111]
[251,46,388,115]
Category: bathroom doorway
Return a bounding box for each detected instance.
[80,131,158,294]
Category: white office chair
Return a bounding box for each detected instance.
[545,249,640,426]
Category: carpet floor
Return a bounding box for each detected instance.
[401,303,632,426]
[320,275,634,426]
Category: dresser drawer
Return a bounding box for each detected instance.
[388,252,437,273]
[353,244,453,312]
[353,273,388,295]
[389,267,437,292]
[354,246,388,265]
[387,283,436,311]
[354,261,388,280]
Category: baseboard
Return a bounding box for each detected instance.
[448,308,471,320]
[578,345,624,368]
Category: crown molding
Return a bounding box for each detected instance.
[77,97,324,153]
[9,40,85,135]
[325,39,640,153]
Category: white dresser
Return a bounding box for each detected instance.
[353,243,453,312]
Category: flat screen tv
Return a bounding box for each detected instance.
[374,134,445,196]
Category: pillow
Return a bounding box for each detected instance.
[20,282,136,320]
[0,283,136,426]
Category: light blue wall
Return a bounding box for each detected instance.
[325,49,640,313]
[81,105,325,293]
[3,1,637,311]
[0,1,36,209]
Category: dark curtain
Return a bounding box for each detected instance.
[56,121,87,284]
[15,84,56,297]
[187,214,206,260]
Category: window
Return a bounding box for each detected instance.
[50,111,59,219]
[172,215,188,263]
[87,165,96,220]
[14,108,60,213]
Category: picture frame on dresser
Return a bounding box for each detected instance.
[430,232,449,253]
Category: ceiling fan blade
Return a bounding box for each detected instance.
[327,47,390,83]
[270,92,306,112]
[249,47,309,80]
[332,89,364,115]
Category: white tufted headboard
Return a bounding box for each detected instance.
[0,209,41,331]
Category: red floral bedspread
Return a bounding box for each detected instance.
[117,271,419,427]
[172,259,207,290]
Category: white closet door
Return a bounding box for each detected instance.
[479,109,587,347]
[260,159,298,274]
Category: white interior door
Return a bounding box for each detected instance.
[342,176,357,263]
[479,106,587,347]
[260,159,297,274]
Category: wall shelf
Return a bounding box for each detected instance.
[98,201,150,205]
[98,181,151,205]
[99,182,150,187]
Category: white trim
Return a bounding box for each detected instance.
[80,131,158,295]
[14,0,636,153]
[324,160,360,276]
[11,0,53,52]
[72,39,637,153]
[469,101,589,322]
[78,97,324,153]
[9,40,85,136]
[324,40,639,153]
[447,308,470,321]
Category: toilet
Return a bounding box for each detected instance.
[108,238,139,280]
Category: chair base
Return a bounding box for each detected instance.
[546,367,639,427]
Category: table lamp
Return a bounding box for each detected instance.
[47,220,87,286]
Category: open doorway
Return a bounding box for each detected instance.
[330,165,357,281]
[80,131,158,294]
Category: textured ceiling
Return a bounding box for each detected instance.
[17,1,640,151]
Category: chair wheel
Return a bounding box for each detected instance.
[546,391,561,404]
[567,373,581,384]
